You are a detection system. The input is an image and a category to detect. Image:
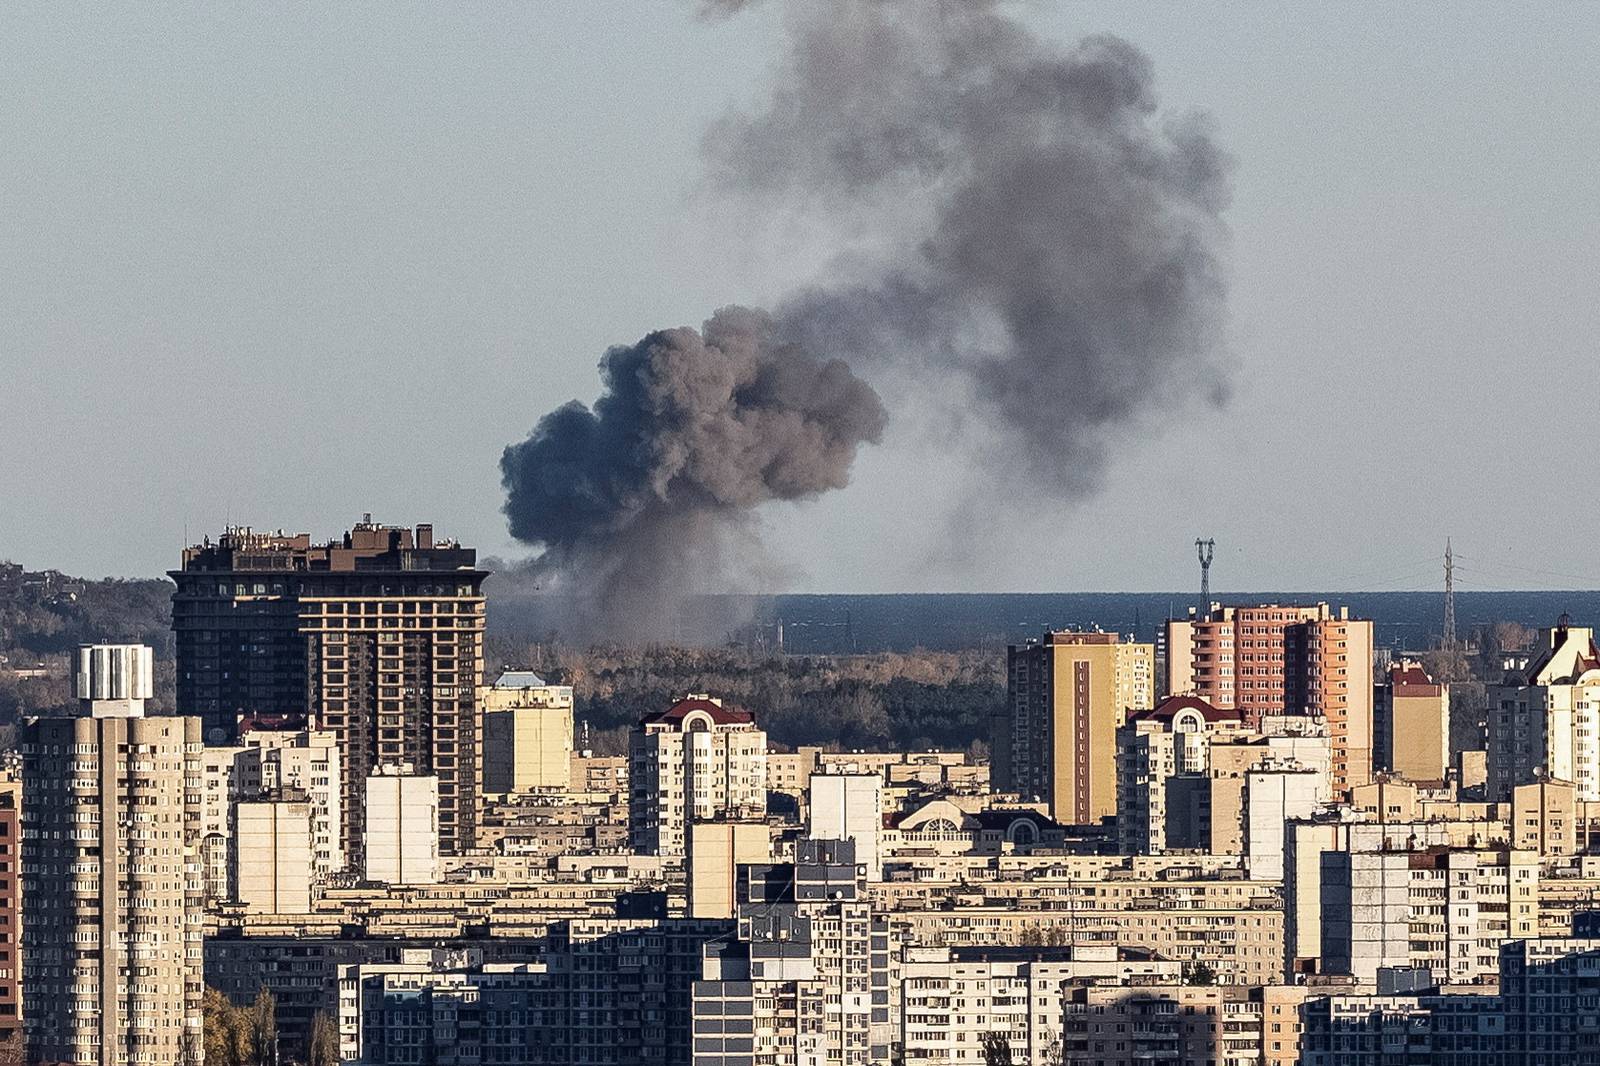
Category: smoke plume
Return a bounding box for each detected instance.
[502,1,1230,636]
[500,306,885,640]
[710,1,1232,491]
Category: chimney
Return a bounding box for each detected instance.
[417,524,434,549]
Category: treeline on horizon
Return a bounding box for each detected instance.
[0,562,1549,758]
[485,639,1001,758]
[0,566,1001,752]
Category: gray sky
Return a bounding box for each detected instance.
[4,3,1598,593]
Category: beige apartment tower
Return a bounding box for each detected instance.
[481,671,574,794]
[1376,660,1450,784]
[22,645,204,1066]
[1166,603,1374,793]
[996,631,1155,823]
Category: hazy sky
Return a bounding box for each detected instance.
[4,3,1598,594]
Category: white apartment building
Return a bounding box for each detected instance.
[898,943,1182,1065]
[808,772,883,880]
[364,767,440,885]
[629,696,767,859]
[1310,831,1539,985]
[238,729,343,872]
[197,729,343,902]
[234,797,315,913]
[1488,619,1600,800]
[1116,695,1242,853]
[692,840,893,1066]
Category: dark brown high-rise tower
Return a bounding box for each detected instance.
[170,518,487,860]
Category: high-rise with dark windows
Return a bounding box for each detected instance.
[170,518,487,860]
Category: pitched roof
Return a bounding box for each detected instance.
[1124,694,1240,725]
[641,696,753,727]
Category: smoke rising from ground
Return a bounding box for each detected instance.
[499,307,885,640]
[501,1,1231,637]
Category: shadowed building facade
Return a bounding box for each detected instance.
[170,518,487,861]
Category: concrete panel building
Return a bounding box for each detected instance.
[364,768,440,885]
[21,645,204,1066]
[997,630,1155,823]
[234,797,315,913]
[1488,618,1600,801]
[1374,660,1450,784]
[807,772,883,880]
[686,820,771,919]
[481,671,574,794]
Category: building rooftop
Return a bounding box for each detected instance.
[173,517,481,576]
[1125,694,1240,725]
[494,671,550,689]
[641,696,753,728]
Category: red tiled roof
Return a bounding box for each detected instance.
[1125,694,1241,725]
[641,697,752,727]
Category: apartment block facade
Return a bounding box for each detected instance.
[629,697,767,859]
[21,646,204,1066]
[1487,619,1600,801]
[170,519,487,860]
[997,631,1155,823]
[1166,603,1374,793]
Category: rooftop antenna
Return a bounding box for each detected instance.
[1443,538,1456,652]
[1196,538,1216,608]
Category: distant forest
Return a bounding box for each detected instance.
[0,566,1002,754]
[1,561,1544,758]
[485,640,1000,757]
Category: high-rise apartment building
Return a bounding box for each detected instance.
[1374,660,1450,784]
[995,631,1155,823]
[629,696,767,859]
[481,671,574,794]
[1487,618,1600,801]
[233,796,314,913]
[21,644,204,1066]
[808,772,884,880]
[694,839,896,1066]
[238,728,343,874]
[170,519,487,860]
[1166,603,1374,793]
[0,778,19,1054]
[1115,695,1243,854]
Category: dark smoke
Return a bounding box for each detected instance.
[708,1,1232,491]
[499,306,885,640]
[502,1,1231,637]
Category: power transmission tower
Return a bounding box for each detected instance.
[1196,538,1216,608]
[1443,538,1456,651]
